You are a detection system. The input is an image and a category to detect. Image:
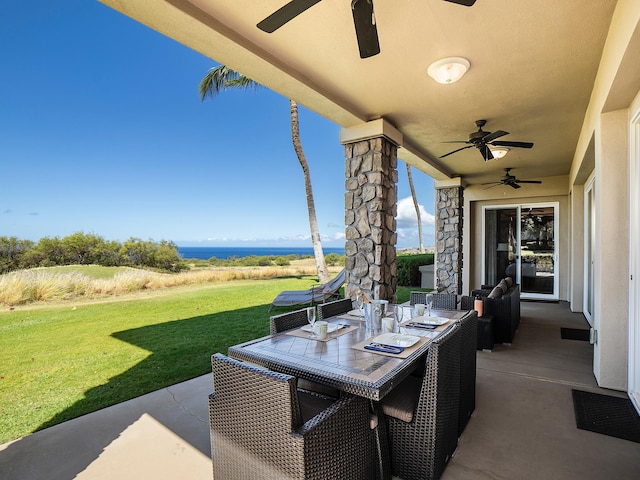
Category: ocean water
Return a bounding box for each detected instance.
[178,246,345,260]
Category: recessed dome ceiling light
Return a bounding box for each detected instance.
[427,57,470,84]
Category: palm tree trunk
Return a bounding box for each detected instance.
[199,66,332,283]
[406,163,424,253]
[289,100,331,283]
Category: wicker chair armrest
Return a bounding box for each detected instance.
[295,394,369,436]
[294,394,375,478]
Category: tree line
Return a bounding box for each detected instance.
[0,233,187,274]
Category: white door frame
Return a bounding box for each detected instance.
[629,108,640,413]
[583,173,596,326]
[481,203,559,300]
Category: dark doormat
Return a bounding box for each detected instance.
[561,327,590,341]
[572,389,640,443]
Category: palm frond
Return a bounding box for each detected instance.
[199,65,261,101]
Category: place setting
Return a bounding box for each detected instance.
[353,331,427,358]
[341,295,366,319]
[400,295,455,333]
[285,307,357,342]
[350,303,427,357]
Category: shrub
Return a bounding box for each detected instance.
[274,256,290,266]
[0,237,34,274]
[397,253,434,287]
[324,253,345,266]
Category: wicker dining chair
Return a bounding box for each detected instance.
[209,353,376,480]
[409,292,458,310]
[456,311,477,437]
[380,324,461,480]
[269,308,309,335]
[317,298,353,320]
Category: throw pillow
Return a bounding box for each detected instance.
[488,286,503,299]
[505,277,514,288]
[497,279,509,293]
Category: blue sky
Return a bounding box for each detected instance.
[1,0,435,249]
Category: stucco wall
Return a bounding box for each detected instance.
[594,109,630,390]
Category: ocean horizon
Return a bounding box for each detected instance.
[178,246,346,260]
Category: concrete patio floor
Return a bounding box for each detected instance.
[1,301,639,479]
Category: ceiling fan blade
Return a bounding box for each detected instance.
[439,145,473,158]
[257,0,322,33]
[482,130,509,143]
[443,0,477,6]
[479,144,494,161]
[482,183,501,190]
[491,140,534,149]
[352,0,380,58]
[509,182,522,189]
[516,180,543,184]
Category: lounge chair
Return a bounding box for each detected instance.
[268,269,345,312]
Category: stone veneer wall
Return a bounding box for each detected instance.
[343,137,398,302]
[436,186,463,294]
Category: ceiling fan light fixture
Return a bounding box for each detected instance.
[490,147,509,159]
[427,57,470,84]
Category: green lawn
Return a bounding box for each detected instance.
[0,277,416,444]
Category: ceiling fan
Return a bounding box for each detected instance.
[257,0,477,59]
[440,119,534,161]
[482,168,542,189]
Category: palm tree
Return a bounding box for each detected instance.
[199,65,331,282]
[406,163,425,253]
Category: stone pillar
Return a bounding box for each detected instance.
[435,186,463,294]
[343,136,398,302]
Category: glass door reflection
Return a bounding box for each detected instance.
[484,204,558,300]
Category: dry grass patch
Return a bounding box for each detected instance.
[0,263,333,307]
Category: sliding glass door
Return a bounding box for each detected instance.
[483,203,558,300]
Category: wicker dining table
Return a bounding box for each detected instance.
[227,307,472,480]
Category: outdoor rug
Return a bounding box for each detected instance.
[572,389,640,443]
[561,327,590,341]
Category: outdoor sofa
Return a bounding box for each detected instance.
[461,277,520,344]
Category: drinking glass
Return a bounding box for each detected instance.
[391,305,401,331]
[355,296,364,316]
[307,306,317,338]
[426,294,434,316]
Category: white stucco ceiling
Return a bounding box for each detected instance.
[101,0,618,184]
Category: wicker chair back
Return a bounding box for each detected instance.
[456,312,477,436]
[269,308,309,335]
[385,324,461,480]
[410,292,458,310]
[318,298,353,320]
[209,353,376,479]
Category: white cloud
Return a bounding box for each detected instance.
[394,197,435,248]
[396,196,434,228]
